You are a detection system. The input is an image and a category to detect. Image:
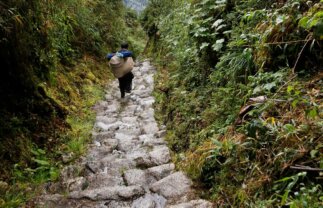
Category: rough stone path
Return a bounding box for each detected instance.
[36,61,213,208]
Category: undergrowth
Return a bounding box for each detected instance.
[0,0,146,207]
[143,0,323,207]
[0,58,110,208]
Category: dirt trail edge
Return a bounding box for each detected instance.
[35,61,214,208]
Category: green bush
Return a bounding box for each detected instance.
[145,0,323,206]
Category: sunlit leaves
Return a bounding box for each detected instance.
[200,42,209,50]
[212,38,225,51]
[212,19,224,28]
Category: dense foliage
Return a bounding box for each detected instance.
[0,0,145,206]
[142,0,322,207]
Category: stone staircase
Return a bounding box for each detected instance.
[35,61,214,208]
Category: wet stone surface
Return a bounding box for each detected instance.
[35,61,214,207]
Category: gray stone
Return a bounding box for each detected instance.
[105,201,132,208]
[104,103,119,114]
[102,139,118,149]
[140,98,155,108]
[69,185,145,200]
[168,200,214,208]
[85,161,101,174]
[150,172,192,199]
[36,194,66,207]
[87,146,114,159]
[94,141,101,147]
[134,105,144,115]
[105,94,114,101]
[115,124,141,136]
[96,121,123,131]
[115,132,134,141]
[139,108,155,120]
[142,122,159,134]
[115,133,140,152]
[116,128,141,137]
[122,116,138,123]
[124,169,146,186]
[132,194,167,208]
[96,116,117,125]
[141,135,166,147]
[135,84,146,90]
[95,122,110,131]
[92,131,115,141]
[118,185,145,199]
[147,164,175,180]
[149,146,171,165]
[132,90,151,98]
[145,75,154,85]
[120,105,138,116]
[126,150,154,168]
[87,173,124,189]
[65,177,87,192]
[100,157,136,175]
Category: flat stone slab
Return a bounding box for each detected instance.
[149,146,171,165]
[100,158,136,175]
[121,116,138,123]
[150,172,192,199]
[105,201,132,208]
[102,138,118,149]
[126,149,154,168]
[96,116,118,125]
[124,169,150,186]
[86,173,124,189]
[141,136,166,147]
[69,185,145,200]
[132,193,167,208]
[95,121,123,131]
[168,200,214,208]
[147,163,175,180]
[92,131,115,141]
[115,126,141,137]
[142,122,159,134]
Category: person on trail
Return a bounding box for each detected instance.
[107,42,134,98]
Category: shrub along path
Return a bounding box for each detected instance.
[35,61,213,208]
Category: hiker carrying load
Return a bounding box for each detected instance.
[107,42,134,98]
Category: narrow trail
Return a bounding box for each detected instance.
[36,61,213,208]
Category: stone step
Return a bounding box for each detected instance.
[69,185,145,201]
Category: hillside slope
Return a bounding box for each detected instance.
[0,0,146,207]
[142,0,322,207]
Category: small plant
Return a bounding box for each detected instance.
[13,148,59,183]
[273,172,323,207]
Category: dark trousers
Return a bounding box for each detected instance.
[118,72,134,98]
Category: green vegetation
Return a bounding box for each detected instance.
[1,0,322,207]
[142,0,322,207]
[0,0,146,207]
